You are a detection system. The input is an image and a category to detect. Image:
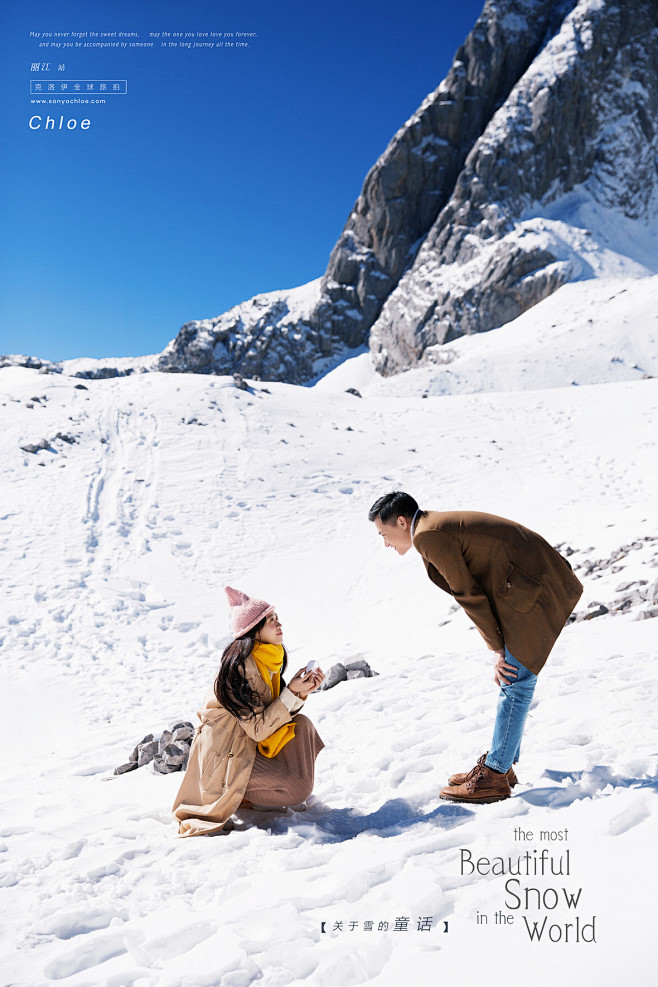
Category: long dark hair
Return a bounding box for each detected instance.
[214,616,289,719]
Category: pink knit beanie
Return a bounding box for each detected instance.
[224,585,274,639]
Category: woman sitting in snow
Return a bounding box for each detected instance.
[172,586,325,836]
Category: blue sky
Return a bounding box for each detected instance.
[1,0,486,361]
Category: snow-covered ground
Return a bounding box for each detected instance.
[1,274,657,985]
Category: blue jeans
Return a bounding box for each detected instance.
[485,648,537,773]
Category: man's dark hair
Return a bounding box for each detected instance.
[368,491,424,524]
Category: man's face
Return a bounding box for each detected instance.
[374,515,413,555]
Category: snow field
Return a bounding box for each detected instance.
[1,274,657,985]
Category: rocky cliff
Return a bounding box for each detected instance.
[369,0,658,373]
[34,0,653,383]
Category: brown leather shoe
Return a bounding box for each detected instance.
[440,760,512,803]
[448,752,518,788]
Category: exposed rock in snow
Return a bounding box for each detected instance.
[564,535,658,622]
[320,659,379,691]
[0,355,62,373]
[0,353,156,380]
[114,722,195,775]
[154,280,335,384]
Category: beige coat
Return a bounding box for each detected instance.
[172,657,299,837]
[413,511,583,674]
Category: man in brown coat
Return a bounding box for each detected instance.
[369,491,583,804]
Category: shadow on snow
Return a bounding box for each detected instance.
[519,764,658,808]
[231,797,473,841]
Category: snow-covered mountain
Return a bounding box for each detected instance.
[156,0,658,383]
[1,273,657,984]
[369,0,658,374]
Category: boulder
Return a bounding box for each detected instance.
[114,721,195,776]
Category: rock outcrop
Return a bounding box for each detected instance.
[315,0,577,356]
[155,281,329,383]
[114,721,195,775]
[369,0,658,373]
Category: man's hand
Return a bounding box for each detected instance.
[492,649,518,687]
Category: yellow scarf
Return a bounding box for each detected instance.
[251,642,296,758]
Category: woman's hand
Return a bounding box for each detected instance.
[288,666,325,699]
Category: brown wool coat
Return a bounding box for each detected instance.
[412,511,583,674]
[172,657,296,837]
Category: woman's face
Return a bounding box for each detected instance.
[257,611,283,645]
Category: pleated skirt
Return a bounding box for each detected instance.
[244,713,324,807]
